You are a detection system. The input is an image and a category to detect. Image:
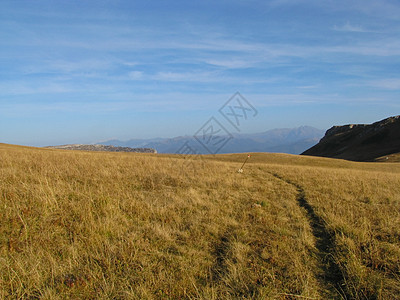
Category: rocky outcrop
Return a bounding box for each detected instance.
[46,144,157,153]
[301,116,400,161]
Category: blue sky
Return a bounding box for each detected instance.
[1,0,399,146]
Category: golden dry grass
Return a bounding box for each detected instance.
[1,144,399,299]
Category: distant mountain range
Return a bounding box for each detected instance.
[99,126,325,155]
[302,115,400,161]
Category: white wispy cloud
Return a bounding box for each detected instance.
[333,22,370,33]
[297,85,319,89]
[268,0,400,21]
[128,71,143,80]
[20,59,114,76]
[0,92,232,114]
[370,78,400,90]
[0,82,73,95]
[344,0,400,20]
[203,58,259,69]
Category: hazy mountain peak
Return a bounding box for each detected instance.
[100,126,325,155]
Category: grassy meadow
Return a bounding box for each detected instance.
[1,143,399,299]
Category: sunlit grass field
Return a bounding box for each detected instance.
[1,143,399,299]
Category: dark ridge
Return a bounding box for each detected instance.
[302,115,400,161]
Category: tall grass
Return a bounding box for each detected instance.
[1,144,399,299]
[259,160,400,299]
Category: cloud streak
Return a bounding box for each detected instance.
[370,78,400,90]
[333,22,371,33]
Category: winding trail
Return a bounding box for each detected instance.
[270,172,349,299]
[210,227,233,283]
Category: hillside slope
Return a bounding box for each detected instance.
[1,143,399,299]
[302,115,400,161]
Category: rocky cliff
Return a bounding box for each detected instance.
[301,116,400,161]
